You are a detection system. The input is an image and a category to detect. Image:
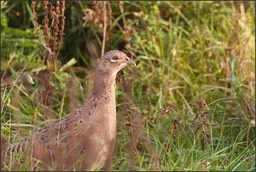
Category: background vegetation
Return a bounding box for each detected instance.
[1,1,255,171]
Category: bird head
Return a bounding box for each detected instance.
[97,50,135,75]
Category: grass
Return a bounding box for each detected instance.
[1,1,255,171]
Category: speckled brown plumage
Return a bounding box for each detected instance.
[1,50,135,171]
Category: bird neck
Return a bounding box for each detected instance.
[92,70,116,95]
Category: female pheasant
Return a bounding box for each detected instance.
[1,50,135,171]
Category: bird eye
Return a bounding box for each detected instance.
[112,56,119,60]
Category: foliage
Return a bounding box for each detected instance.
[1,1,255,171]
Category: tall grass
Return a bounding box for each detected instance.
[1,1,255,171]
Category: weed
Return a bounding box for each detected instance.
[1,1,255,171]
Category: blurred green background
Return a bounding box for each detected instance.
[1,1,255,171]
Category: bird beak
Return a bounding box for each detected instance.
[125,57,136,66]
